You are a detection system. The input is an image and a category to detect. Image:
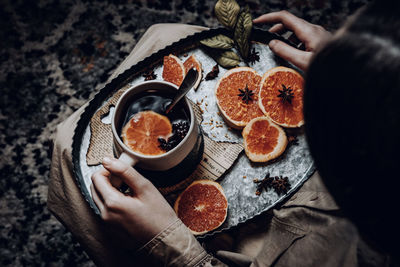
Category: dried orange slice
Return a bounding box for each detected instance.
[258,67,304,128]
[121,110,172,156]
[174,180,228,235]
[183,55,202,89]
[215,67,264,129]
[162,54,186,86]
[242,117,287,162]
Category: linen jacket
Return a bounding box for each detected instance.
[48,23,390,267]
[137,173,389,267]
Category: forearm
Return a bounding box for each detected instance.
[138,219,226,267]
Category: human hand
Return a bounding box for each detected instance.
[253,11,331,70]
[90,157,178,248]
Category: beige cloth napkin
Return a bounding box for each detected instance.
[47,24,208,267]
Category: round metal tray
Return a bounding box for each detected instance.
[72,27,316,238]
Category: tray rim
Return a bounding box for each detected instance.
[71,26,312,235]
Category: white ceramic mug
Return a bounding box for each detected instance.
[111,80,198,171]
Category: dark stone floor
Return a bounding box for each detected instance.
[0,0,370,266]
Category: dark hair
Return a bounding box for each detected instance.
[304,0,400,256]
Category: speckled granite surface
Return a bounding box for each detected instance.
[0,0,370,266]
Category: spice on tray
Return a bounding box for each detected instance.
[254,173,291,196]
[271,176,291,195]
[288,135,299,146]
[238,84,254,104]
[278,84,295,104]
[254,173,274,195]
[248,48,260,64]
[205,64,220,80]
[143,69,157,81]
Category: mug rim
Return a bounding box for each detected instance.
[111,80,196,159]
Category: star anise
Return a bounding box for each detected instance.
[253,173,274,195]
[271,176,291,195]
[254,174,292,196]
[278,84,295,104]
[143,69,157,81]
[205,64,219,80]
[248,48,260,64]
[238,84,254,104]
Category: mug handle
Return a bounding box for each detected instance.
[118,152,138,166]
[109,152,138,189]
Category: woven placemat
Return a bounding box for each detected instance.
[86,84,129,165]
[86,88,243,194]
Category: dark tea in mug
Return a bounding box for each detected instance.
[119,89,191,156]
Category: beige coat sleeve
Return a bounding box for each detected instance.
[138,219,227,266]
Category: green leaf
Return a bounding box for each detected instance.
[215,0,240,29]
[200,34,235,50]
[234,6,253,59]
[215,51,241,68]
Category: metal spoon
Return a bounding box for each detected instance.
[165,68,199,114]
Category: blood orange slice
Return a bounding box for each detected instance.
[162,54,186,86]
[242,117,287,162]
[183,55,202,90]
[174,180,228,235]
[121,110,172,156]
[258,67,304,128]
[215,67,264,129]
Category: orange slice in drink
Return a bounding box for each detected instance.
[174,180,228,235]
[183,55,202,90]
[121,110,172,155]
[215,67,264,129]
[162,54,186,86]
[258,67,304,128]
[242,117,288,162]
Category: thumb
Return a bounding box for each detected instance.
[102,157,149,191]
[269,39,312,71]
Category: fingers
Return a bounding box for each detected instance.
[91,167,122,202]
[109,175,123,189]
[254,11,310,34]
[269,39,312,71]
[102,157,150,191]
[254,11,320,45]
[269,23,286,34]
[255,11,331,50]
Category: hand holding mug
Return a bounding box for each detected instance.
[90,157,178,247]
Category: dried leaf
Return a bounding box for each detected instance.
[215,0,240,29]
[234,6,252,59]
[215,51,240,68]
[200,34,234,50]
